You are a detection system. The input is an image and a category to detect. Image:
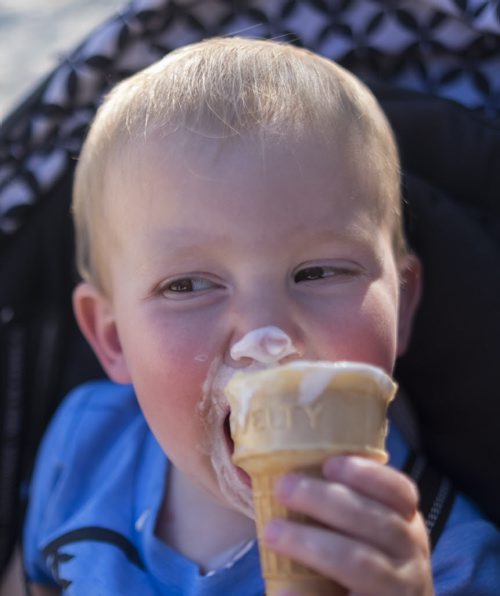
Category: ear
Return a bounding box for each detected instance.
[73,282,132,383]
[396,253,422,356]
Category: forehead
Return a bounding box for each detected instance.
[102,129,391,258]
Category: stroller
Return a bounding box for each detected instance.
[1,0,500,578]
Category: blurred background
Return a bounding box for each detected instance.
[0,0,119,115]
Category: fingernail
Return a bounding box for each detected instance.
[275,474,300,500]
[264,519,285,545]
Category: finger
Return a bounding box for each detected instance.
[264,518,401,594]
[275,473,419,558]
[323,456,419,519]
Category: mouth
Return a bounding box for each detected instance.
[224,411,252,488]
[223,412,234,455]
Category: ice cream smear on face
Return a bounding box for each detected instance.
[196,328,300,519]
[230,326,300,365]
[198,358,255,518]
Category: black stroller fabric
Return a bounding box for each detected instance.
[1,0,500,574]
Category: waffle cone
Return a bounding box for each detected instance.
[252,466,347,595]
[225,361,397,595]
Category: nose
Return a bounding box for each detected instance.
[230,325,302,366]
[225,278,307,367]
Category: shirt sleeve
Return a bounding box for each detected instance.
[22,385,90,585]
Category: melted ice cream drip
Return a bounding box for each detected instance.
[230,326,300,365]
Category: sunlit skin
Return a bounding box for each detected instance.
[72,129,432,593]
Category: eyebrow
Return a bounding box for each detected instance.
[287,221,381,252]
[144,221,378,253]
[144,227,232,252]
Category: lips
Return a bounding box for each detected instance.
[223,411,234,455]
[224,410,252,487]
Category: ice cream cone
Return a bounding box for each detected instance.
[225,361,397,596]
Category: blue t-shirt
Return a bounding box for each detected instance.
[23,381,500,594]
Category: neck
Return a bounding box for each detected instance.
[156,465,256,573]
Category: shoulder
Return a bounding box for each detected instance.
[26,379,142,480]
[390,423,500,593]
[431,493,500,594]
[25,378,146,500]
[36,380,142,464]
[23,381,150,586]
[49,379,139,431]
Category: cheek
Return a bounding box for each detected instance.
[129,310,215,378]
[348,298,398,370]
[121,313,218,443]
[312,285,399,372]
[133,357,211,475]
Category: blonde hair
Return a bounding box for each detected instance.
[73,36,406,290]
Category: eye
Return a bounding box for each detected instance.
[294,265,356,284]
[295,266,329,283]
[161,276,219,296]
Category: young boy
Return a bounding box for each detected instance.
[22,37,499,595]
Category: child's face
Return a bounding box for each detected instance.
[76,130,419,517]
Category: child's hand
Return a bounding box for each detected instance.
[264,455,434,596]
